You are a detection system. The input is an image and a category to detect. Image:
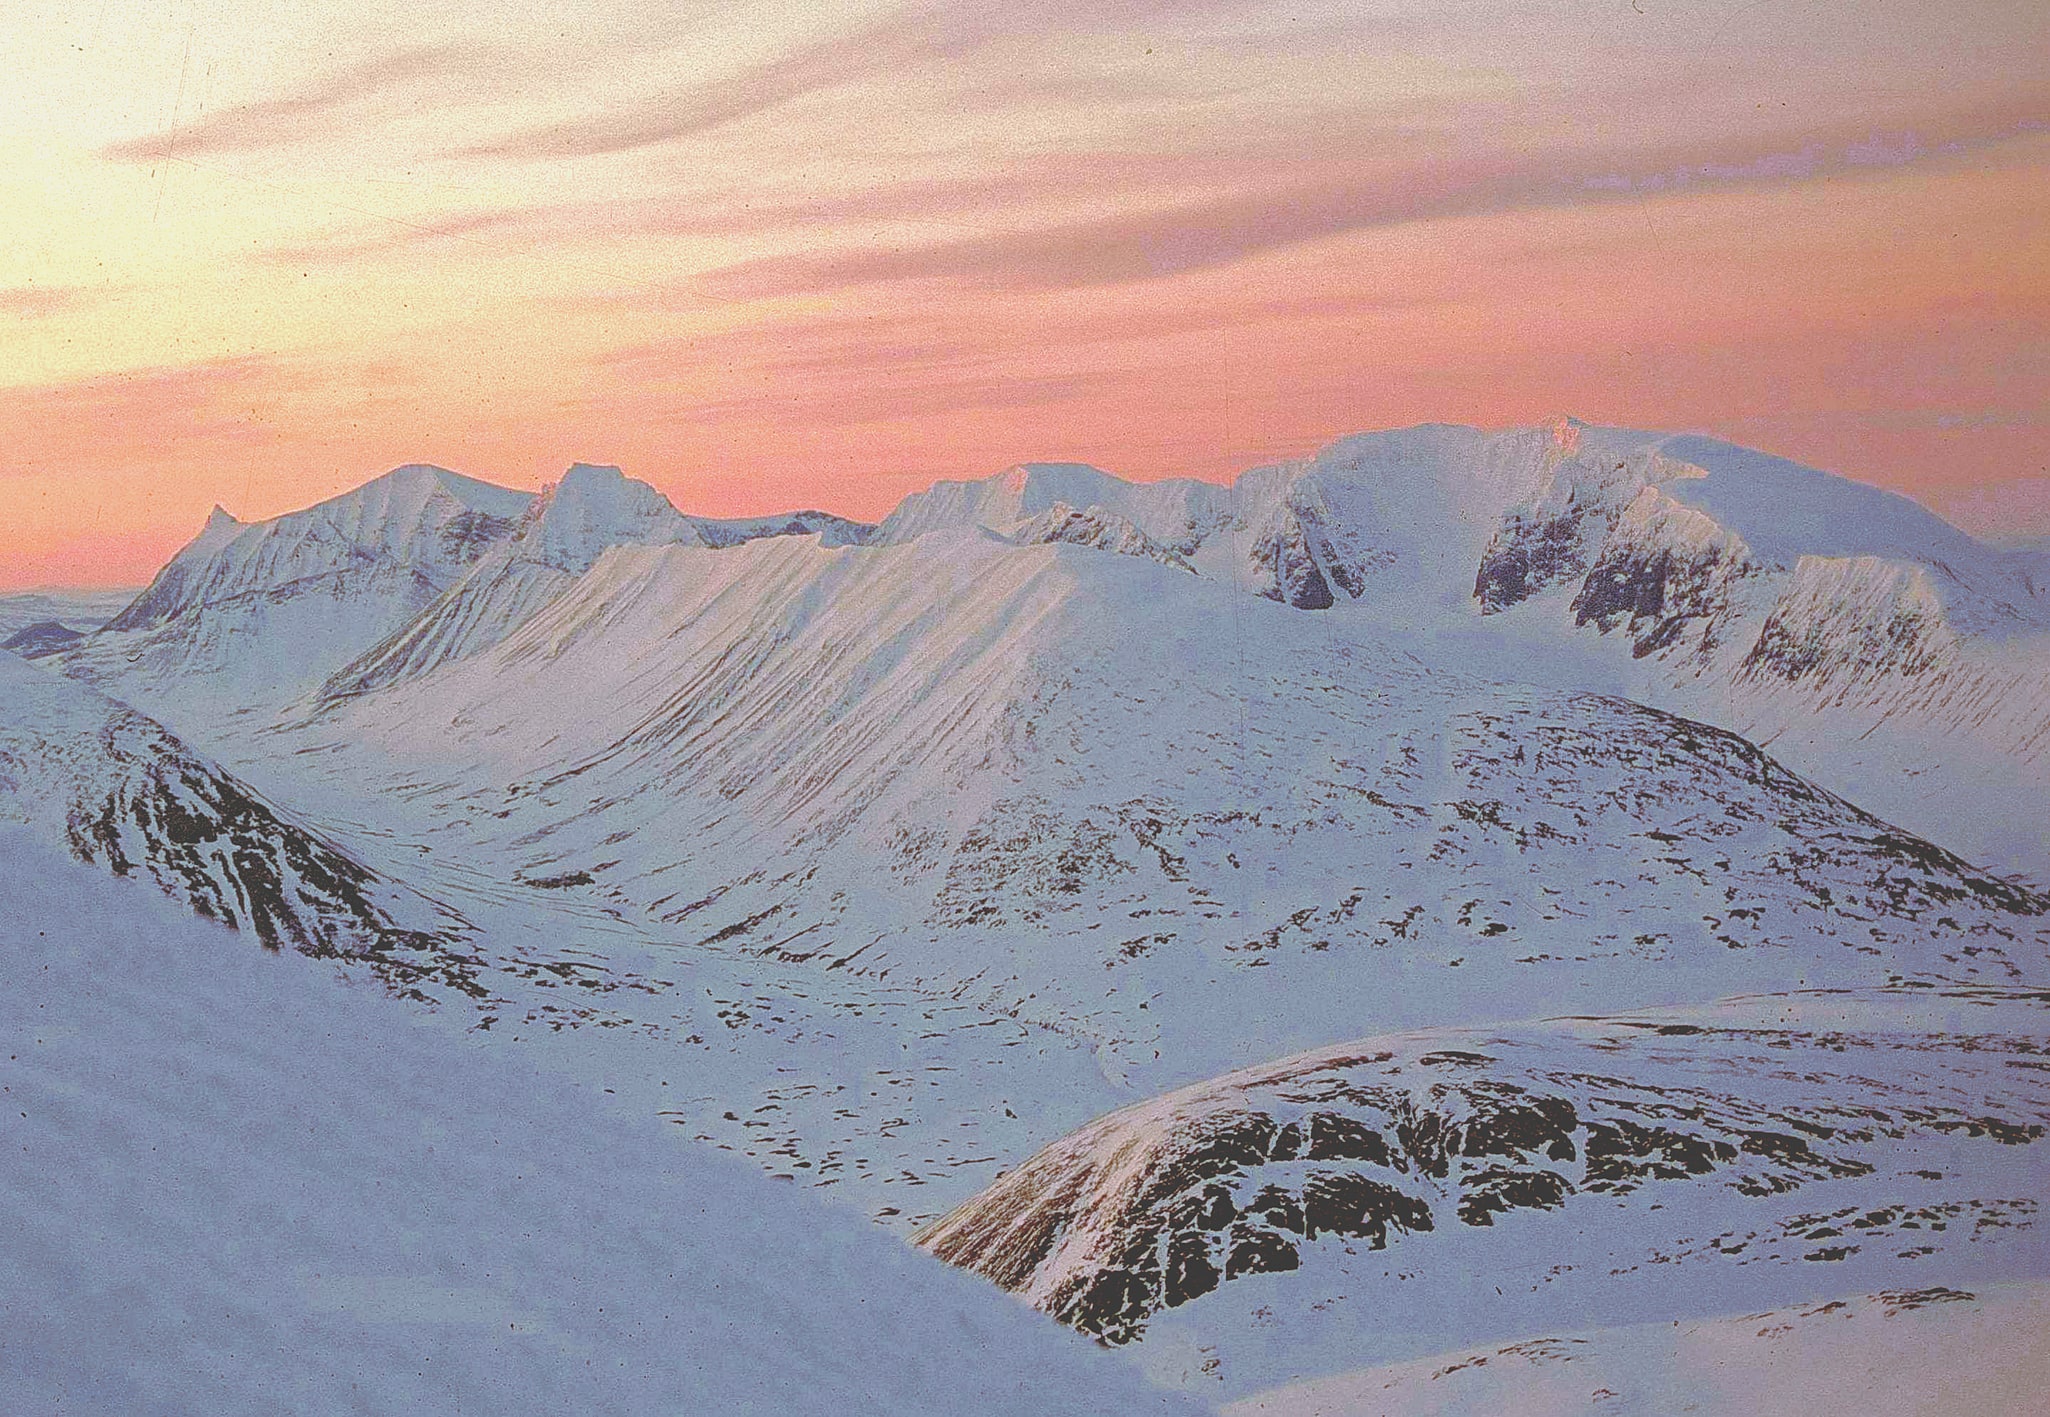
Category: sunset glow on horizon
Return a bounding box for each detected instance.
[4,0,2047,589]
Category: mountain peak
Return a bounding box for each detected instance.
[512,462,697,573]
[356,463,530,517]
[993,461,1123,497]
[559,461,627,487]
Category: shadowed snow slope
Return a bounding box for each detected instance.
[0,829,1202,1417]
[921,989,2050,1397]
[1225,1281,2050,1417]
[244,530,2050,1096]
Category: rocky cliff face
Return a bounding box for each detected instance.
[1013,502,1196,571]
[0,652,477,999]
[1564,486,1773,664]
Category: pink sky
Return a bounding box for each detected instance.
[3,1,2046,588]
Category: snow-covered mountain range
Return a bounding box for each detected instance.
[11,424,2049,1411]
[874,422,2050,875]
[59,465,530,726]
[212,526,2050,1097]
[59,461,869,729]
[60,426,2050,882]
[0,586,139,659]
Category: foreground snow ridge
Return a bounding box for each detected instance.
[0,831,1200,1417]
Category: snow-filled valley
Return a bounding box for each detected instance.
[6,420,2049,1411]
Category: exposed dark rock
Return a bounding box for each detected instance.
[920,999,2050,1345]
[1,621,85,659]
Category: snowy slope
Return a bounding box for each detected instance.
[313,463,702,706]
[0,651,478,998]
[921,988,2050,1397]
[0,827,1203,1417]
[59,465,532,728]
[862,424,2050,873]
[1226,1281,2050,1417]
[315,466,875,709]
[6,647,1154,1238]
[225,531,2050,1102]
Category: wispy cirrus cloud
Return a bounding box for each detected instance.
[254,208,549,269]
[100,45,492,162]
[456,0,1260,160]
[692,105,2049,298]
[0,284,107,318]
[249,150,1276,269]
[456,13,936,160]
[580,276,1436,435]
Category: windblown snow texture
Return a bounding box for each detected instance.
[1224,1281,2050,1417]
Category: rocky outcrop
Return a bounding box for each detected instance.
[0,620,85,660]
[921,991,2050,1344]
[1014,503,1196,571]
[0,653,478,999]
